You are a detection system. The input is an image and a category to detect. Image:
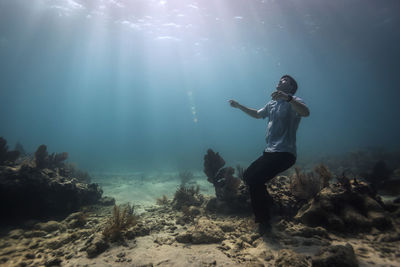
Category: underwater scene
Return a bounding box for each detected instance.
[1,0,400,266]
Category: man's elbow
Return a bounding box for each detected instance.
[301,109,310,117]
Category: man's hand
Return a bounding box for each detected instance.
[229,99,240,108]
[271,90,290,101]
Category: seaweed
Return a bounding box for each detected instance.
[0,137,20,165]
[102,204,137,243]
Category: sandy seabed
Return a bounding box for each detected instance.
[1,172,399,267]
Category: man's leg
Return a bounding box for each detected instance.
[244,152,296,224]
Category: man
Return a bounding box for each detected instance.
[229,75,309,234]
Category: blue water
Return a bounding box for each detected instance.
[0,0,399,172]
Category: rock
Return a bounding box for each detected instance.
[35,221,63,233]
[219,222,235,232]
[125,224,151,239]
[295,181,391,233]
[23,230,47,238]
[0,163,103,223]
[175,218,225,244]
[8,229,24,239]
[312,243,358,267]
[98,196,115,206]
[275,249,310,267]
[375,232,400,242]
[175,232,192,243]
[86,234,109,258]
[44,257,62,266]
[268,176,306,217]
[45,233,76,250]
[188,206,201,216]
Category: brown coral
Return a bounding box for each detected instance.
[203,149,225,183]
[102,204,137,242]
[34,144,69,169]
[172,184,203,210]
[0,137,20,165]
[290,167,321,200]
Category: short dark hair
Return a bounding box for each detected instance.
[281,75,298,94]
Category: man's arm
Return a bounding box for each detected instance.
[271,91,310,117]
[228,100,262,119]
[289,98,310,117]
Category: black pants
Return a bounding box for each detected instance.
[243,152,296,223]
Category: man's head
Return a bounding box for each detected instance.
[276,75,298,95]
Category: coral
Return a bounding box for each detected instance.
[34,144,69,169]
[34,144,49,168]
[156,195,169,206]
[314,163,332,189]
[49,151,69,168]
[337,171,352,192]
[295,180,393,232]
[290,164,334,200]
[102,204,137,242]
[0,162,102,223]
[60,162,91,183]
[179,170,194,185]
[203,149,225,183]
[267,176,306,217]
[203,149,243,202]
[0,137,20,165]
[290,167,321,200]
[214,166,241,201]
[172,184,203,210]
[203,149,251,213]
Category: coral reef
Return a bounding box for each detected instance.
[0,181,399,266]
[0,143,103,223]
[295,179,393,232]
[0,137,20,165]
[203,149,250,213]
[299,148,400,196]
